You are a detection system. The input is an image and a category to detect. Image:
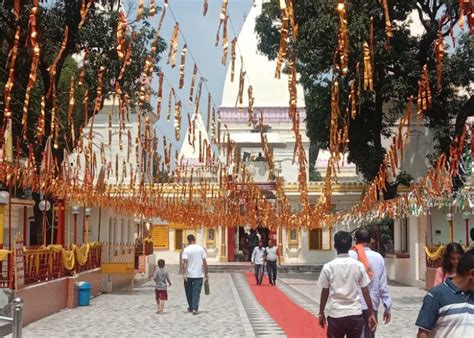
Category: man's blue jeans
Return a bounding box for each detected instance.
[254,264,264,285]
[184,277,203,311]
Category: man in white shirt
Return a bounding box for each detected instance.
[266,239,281,286]
[349,228,392,338]
[251,240,266,285]
[318,231,377,337]
[182,234,208,315]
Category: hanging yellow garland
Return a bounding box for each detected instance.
[424,245,445,261]
[62,248,75,270]
[74,243,90,266]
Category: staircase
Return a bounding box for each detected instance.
[208,262,323,274]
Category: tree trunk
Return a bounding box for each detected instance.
[454,96,474,138]
[308,141,320,169]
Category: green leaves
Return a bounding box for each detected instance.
[256,0,472,183]
[0,1,166,159]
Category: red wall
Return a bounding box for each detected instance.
[227,226,235,262]
[16,278,68,325]
[16,268,102,326]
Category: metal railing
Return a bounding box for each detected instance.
[0,253,12,289]
[0,298,23,338]
[75,246,102,273]
[23,249,66,286]
[134,241,153,256]
[3,243,103,289]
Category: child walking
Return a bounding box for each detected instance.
[154,259,171,314]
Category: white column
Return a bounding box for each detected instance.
[393,219,402,252]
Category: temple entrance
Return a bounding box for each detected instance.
[227,226,274,262]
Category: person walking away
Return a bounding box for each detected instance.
[266,239,281,286]
[154,259,171,314]
[248,230,258,262]
[182,234,208,315]
[318,231,377,338]
[349,228,392,338]
[251,241,266,285]
[433,242,464,286]
[415,249,474,337]
[470,228,474,250]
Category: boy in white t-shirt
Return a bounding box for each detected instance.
[182,234,208,315]
[318,231,377,337]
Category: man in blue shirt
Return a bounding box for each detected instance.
[415,249,474,337]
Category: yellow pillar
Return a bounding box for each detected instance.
[220,226,227,262]
[278,226,284,264]
[448,220,453,243]
[84,217,89,243]
[0,205,4,247]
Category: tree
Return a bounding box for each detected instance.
[0,0,165,163]
[0,1,166,244]
[255,0,473,185]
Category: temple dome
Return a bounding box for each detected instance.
[220,1,305,108]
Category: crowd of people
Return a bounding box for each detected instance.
[151,229,473,337]
[318,228,474,338]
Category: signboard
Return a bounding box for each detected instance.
[152,225,169,249]
[170,223,189,230]
[101,263,134,274]
[14,235,24,289]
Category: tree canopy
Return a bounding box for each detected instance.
[255,0,473,184]
[0,0,166,162]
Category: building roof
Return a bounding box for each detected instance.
[220,1,305,108]
[179,113,211,161]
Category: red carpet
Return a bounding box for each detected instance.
[245,272,326,337]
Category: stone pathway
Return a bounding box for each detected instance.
[231,273,284,337]
[279,274,427,338]
[19,273,248,338]
[16,271,428,338]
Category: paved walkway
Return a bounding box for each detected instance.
[17,272,427,337]
[19,273,248,338]
[279,274,426,338]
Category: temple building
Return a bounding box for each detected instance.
[150,1,362,265]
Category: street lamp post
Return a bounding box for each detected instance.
[462,211,471,245]
[38,199,51,246]
[71,205,80,244]
[84,207,92,243]
[0,191,10,249]
[0,191,10,289]
[446,212,453,243]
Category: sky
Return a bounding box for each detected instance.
[127,0,255,155]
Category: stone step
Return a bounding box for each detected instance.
[208,263,323,274]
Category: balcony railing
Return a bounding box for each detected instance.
[5,243,103,289]
[0,253,12,289]
[134,239,153,270]
[134,239,153,256]
[75,245,102,273]
[24,248,66,286]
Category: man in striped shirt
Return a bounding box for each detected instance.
[415,249,474,337]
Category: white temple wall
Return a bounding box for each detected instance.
[64,205,134,245]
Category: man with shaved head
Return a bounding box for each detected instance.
[349,228,393,338]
